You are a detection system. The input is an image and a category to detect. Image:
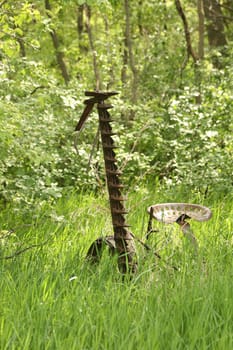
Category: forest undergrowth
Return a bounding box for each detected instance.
[0,184,233,350]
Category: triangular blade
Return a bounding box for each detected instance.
[75,102,95,132]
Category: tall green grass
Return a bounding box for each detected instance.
[0,186,233,349]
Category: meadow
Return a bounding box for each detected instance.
[0,185,233,350]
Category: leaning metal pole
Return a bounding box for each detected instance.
[75,91,137,274]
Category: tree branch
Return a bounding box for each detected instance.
[45,0,70,85]
[175,0,198,63]
[0,237,51,260]
[0,0,7,8]
[30,85,47,95]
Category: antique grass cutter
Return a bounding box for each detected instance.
[75,91,212,274]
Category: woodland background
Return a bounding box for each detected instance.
[0,0,233,209]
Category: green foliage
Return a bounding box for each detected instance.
[0,0,233,208]
[0,71,99,205]
[118,63,233,195]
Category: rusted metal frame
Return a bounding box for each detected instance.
[75,91,137,274]
[97,99,137,274]
[86,236,116,264]
[146,206,158,241]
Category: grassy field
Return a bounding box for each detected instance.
[0,185,233,349]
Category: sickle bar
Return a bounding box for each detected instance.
[77,91,137,274]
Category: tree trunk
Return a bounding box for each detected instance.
[175,0,202,104]
[77,4,88,53]
[85,5,102,91]
[137,0,144,36]
[123,0,138,119]
[45,0,70,85]
[77,4,84,39]
[12,24,26,58]
[197,0,205,59]
[104,15,114,89]
[203,0,227,47]
[121,36,128,85]
[18,37,26,57]
[203,0,227,67]
[175,0,198,63]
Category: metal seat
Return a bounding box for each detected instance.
[146,203,212,252]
